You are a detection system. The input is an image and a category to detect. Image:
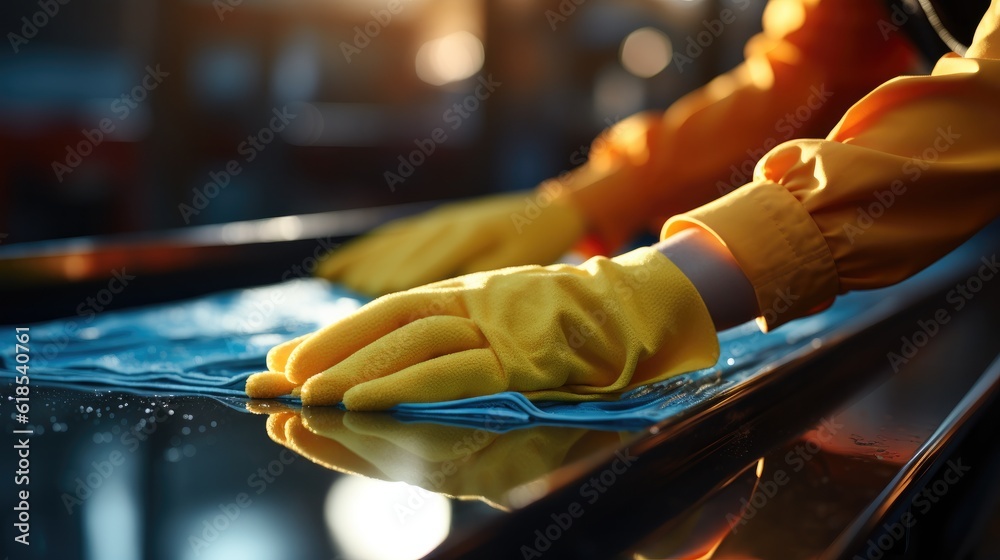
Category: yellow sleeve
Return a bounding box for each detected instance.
[556,0,916,250]
[663,1,1000,330]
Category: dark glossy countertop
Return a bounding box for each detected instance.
[2,205,999,560]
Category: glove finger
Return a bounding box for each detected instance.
[343,228,460,295]
[365,222,496,294]
[285,292,467,383]
[245,401,299,415]
[280,413,388,479]
[297,409,446,482]
[340,232,425,296]
[314,241,367,281]
[264,411,298,445]
[460,213,581,274]
[316,210,424,281]
[340,412,494,462]
[317,227,406,282]
[341,348,506,411]
[266,334,311,373]
[246,371,299,399]
[460,228,577,274]
[299,316,487,405]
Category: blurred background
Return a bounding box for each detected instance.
[0,0,764,244]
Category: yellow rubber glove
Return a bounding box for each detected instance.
[248,404,615,509]
[246,247,720,410]
[315,192,586,296]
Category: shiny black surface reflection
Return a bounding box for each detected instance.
[0,387,653,560]
[246,402,631,511]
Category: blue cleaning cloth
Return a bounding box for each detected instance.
[2,280,366,396]
[0,232,990,429]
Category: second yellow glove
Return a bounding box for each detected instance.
[316,192,586,296]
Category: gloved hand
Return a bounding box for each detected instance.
[249,403,614,509]
[316,192,586,296]
[246,247,720,410]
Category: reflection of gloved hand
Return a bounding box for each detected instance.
[251,404,612,509]
[315,192,586,296]
[246,247,719,410]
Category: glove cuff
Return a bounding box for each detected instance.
[609,248,721,390]
[522,247,720,401]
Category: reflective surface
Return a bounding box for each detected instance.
[2,217,999,559]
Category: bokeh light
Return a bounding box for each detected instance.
[620,27,673,78]
[415,31,486,86]
[325,476,452,560]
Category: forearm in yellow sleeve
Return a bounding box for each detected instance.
[664,1,1000,330]
[554,0,916,251]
